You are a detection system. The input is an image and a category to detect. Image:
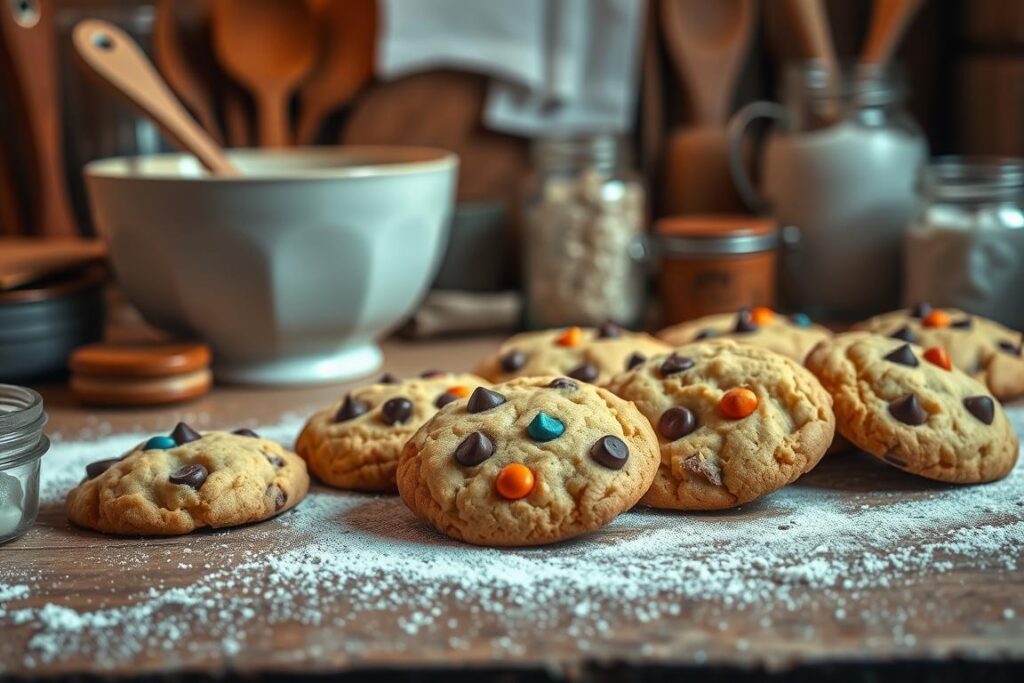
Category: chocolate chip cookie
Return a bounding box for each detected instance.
[853,304,1024,401]
[476,323,671,385]
[806,332,1019,483]
[605,339,835,510]
[657,308,831,361]
[396,377,660,546]
[296,372,487,491]
[66,424,309,535]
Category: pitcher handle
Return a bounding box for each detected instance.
[727,101,788,214]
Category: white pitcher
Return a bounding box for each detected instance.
[727,63,927,319]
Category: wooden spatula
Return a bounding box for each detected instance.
[0,238,106,290]
[0,0,78,235]
[861,0,924,66]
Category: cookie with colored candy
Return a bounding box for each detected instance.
[853,305,1024,401]
[475,324,671,385]
[66,425,309,535]
[605,339,835,510]
[396,376,660,546]
[806,332,1018,483]
[657,308,831,361]
[295,372,488,491]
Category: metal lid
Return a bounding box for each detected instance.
[656,216,779,256]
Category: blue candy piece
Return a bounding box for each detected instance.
[790,312,811,328]
[144,435,177,450]
[527,412,565,442]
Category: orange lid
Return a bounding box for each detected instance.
[655,215,777,238]
[70,341,211,378]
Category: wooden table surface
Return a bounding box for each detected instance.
[2,335,1024,682]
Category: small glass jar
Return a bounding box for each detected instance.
[521,134,647,329]
[904,157,1024,329]
[0,384,49,544]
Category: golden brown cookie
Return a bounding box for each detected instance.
[605,339,835,510]
[295,372,487,491]
[476,323,671,384]
[806,332,1018,483]
[657,308,831,361]
[853,304,1024,401]
[66,424,308,535]
[396,377,660,546]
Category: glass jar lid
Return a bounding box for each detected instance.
[921,156,1024,203]
[656,216,779,256]
[0,384,48,469]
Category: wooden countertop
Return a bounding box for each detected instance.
[2,335,1023,681]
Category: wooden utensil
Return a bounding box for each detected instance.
[861,0,925,65]
[0,0,77,235]
[72,20,239,176]
[210,0,318,147]
[661,0,757,214]
[0,137,21,234]
[0,237,106,290]
[153,0,223,143]
[295,0,376,145]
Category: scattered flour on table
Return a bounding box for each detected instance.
[2,409,1024,669]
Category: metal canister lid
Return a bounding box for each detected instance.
[656,215,779,256]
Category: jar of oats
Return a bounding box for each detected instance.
[522,134,647,329]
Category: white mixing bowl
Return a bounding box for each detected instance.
[85,147,458,385]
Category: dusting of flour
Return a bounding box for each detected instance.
[2,409,1023,672]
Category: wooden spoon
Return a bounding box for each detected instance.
[861,0,924,65]
[661,0,757,214]
[295,0,376,145]
[210,0,318,147]
[153,0,223,143]
[0,0,77,235]
[73,20,239,176]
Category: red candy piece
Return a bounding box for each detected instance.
[923,347,952,371]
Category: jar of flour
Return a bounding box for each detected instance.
[728,63,927,320]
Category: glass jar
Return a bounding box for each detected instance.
[729,63,927,319]
[0,384,49,544]
[521,134,647,329]
[904,157,1024,329]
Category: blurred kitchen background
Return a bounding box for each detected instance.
[2,0,1023,387]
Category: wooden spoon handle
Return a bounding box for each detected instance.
[72,19,239,176]
[257,91,290,148]
[861,0,924,65]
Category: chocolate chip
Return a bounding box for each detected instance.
[963,396,995,425]
[889,394,927,426]
[884,343,919,367]
[734,309,757,333]
[658,407,697,440]
[567,362,598,383]
[660,353,695,376]
[548,378,577,390]
[170,422,201,446]
[694,328,716,340]
[883,452,908,468]
[589,435,629,470]
[435,392,458,408]
[684,455,722,486]
[268,485,287,511]
[420,369,444,378]
[597,321,622,339]
[951,317,973,329]
[500,349,526,372]
[890,325,918,343]
[454,431,495,466]
[379,372,399,384]
[266,454,285,468]
[910,302,932,318]
[85,458,120,480]
[335,395,368,422]
[467,387,506,413]
[625,352,646,370]
[381,397,414,425]
[169,463,208,489]
[998,340,1022,356]
[232,428,259,438]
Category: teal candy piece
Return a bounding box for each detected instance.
[527,412,565,442]
[144,435,177,450]
[790,312,811,328]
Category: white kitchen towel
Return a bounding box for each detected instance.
[378,0,645,136]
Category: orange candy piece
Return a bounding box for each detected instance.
[751,307,775,325]
[922,310,950,328]
[720,388,758,419]
[556,326,583,347]
[495,463,535,500]
[446,385,471,398]
[923,346,952,371]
